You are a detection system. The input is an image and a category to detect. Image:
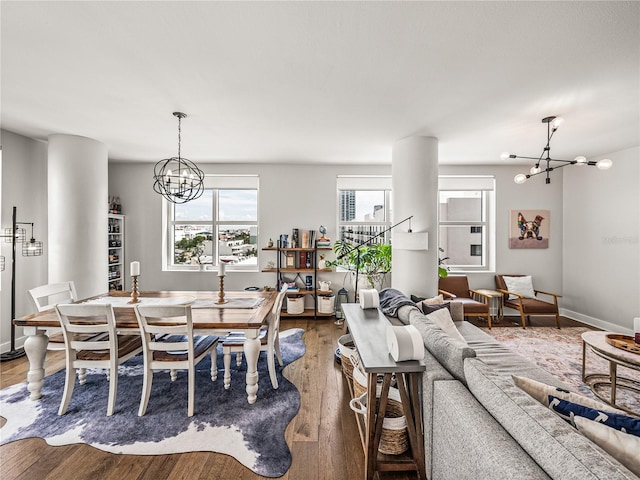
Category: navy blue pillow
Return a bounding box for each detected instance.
[548,396,640,437]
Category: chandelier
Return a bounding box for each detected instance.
[153,112,205,204]
[501,116,612,184]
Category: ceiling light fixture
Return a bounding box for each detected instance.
[501,116,612,184]
[153,112,205,204]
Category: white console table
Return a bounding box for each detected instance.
[343,304,427,480]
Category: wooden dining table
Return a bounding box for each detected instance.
[13,290,277,405]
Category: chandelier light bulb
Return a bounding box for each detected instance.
[514,173,528,184]
[500,152,511,161]
[530,166,542,175]
[574,156,587,165]
[596,158,613,170]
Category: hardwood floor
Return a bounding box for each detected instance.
[0,319,415,480]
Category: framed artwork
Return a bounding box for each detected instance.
[509,210,550,249]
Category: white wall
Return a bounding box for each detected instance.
[108,162,391,304]
[0,130,48,353]
[562,146,640,333]
[439,164,564,298]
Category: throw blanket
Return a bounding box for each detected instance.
[378,288,416,317]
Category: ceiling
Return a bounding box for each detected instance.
[1,1,638,165]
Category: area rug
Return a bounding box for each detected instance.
[0,328,305,477]
[480,326,640,414]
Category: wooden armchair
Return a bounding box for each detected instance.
[438,275,493,328]
[494,274,562,329]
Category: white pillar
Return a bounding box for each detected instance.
[48,134,108,299]
[392,136,438,297]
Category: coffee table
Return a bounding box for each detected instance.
[581,331,640,415]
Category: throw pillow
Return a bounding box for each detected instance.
[574,416,640,477]
[548,397,640,436]
[424,307,466,343]
[419,302,449,315]
[503,275,536,300]
[512,375,625,413]
[410,294,425,303]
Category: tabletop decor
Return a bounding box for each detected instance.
[128,261,141,304]
[0,329,306,478]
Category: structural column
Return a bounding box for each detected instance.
[392,136,438,297]
[48,134,108,299]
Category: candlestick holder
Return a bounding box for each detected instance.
[217,274,228,304]
[128,275,140,304]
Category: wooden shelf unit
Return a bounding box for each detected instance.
[261,242,333,318]
[108,214,125,291]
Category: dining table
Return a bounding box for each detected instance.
[13,289,277,405]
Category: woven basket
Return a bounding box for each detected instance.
[350,356,408,455]
[338,334,357,379]
[349,389,409,455]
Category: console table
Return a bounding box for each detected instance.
[342,304,426,480]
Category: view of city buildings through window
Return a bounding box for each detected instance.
[171,189,258,268]
[338,190,391,245]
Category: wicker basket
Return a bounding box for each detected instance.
[338,334,357,379]
[350,356,408,455]
[349,389,409,455]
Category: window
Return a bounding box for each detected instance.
[438,176,495,272]
[164,175,259,271]
[337,176,392,246]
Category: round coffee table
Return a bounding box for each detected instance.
[581,331,640,415]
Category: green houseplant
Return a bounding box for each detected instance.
[331,239,392,290]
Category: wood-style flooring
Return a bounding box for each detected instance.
[0,318,416,480]
[1,315,582,479]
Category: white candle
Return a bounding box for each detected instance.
[218,261,226,277]
[130,261,140,276]
[634,317,640,333]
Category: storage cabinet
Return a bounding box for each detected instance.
[262,241,332,318]
[108,214,125,291]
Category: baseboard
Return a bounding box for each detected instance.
[1,336,26,355]
[560,308,633,336]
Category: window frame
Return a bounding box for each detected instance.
[162,175,259,273]
[438,176,495,273]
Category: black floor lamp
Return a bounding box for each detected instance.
[1,206,44,362]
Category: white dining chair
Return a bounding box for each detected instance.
[55,303,143,416]
[28,281,78,351]
[222,285,288,390]
[134,304,219,417]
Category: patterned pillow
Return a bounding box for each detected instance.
[512,375,625,413]
[548,396,640,436]
[574,416,640,477]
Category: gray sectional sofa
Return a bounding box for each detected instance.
[392,302,639,480]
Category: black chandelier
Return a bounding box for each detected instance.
[153,112,205,204]
[501,116,612,184]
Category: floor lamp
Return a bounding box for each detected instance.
[1,206,44,362]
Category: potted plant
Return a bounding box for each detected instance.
[438,247,449,278]
[331,239,392,290]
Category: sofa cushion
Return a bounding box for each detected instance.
[409,308,475,384]
[432,380,550,480]
[464,358,638,479]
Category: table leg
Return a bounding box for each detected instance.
[610,362,617,405]
[244,331,260,404]
[23,330,49,400]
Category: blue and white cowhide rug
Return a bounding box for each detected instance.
[0,328,306,478]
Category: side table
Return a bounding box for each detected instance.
[582,330,640,416]
[473,289,504,323]
[342,304,426,480]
